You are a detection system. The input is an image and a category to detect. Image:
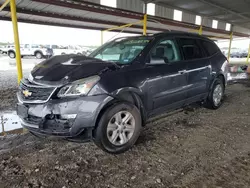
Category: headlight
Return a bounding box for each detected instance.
[57,75,100,97]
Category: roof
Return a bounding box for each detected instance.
[149,0,250,31]
[0,0,249,39]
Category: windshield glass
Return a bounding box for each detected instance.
[89,37,152,64]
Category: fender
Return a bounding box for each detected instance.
[34,50,44,56]
[110,87,147,123]
[209,71,226,91]
[111,87,143,96]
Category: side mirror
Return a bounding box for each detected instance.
[163,57,169,64]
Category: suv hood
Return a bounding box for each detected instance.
[30,55,119,85]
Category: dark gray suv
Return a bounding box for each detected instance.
[17,32,228,154]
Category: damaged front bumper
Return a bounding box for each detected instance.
[17,94,113,140]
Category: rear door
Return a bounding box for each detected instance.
[177,37,211,102]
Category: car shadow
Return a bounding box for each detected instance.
[135,103,203,146]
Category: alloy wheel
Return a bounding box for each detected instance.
[213,84,223,106]
[9,52,15,58]
[107,111,135,146]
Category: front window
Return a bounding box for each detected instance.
[89,37,152,64]
[149,39,181,64]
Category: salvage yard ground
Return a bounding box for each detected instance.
[1,56,250,187]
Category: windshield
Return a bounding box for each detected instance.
[89,37,152,64]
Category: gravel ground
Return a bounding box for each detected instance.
[0,70,29,111]
[1,69,250,187]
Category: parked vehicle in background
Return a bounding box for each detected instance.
[86,48,95,56]
[47,45,85,55]
[17,32,228,154]
[1,45,14,55]
[238,50,249,58]
[0,46,4,54]
[78,45,96,56]
[220,47,249,58]
[8,44,53,59]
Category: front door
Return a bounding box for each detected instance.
[145,38,188,115]
[21,44,31,55]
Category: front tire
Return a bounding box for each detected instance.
[94,102,142,154]
[205,78,225,109]
[8,51,16,58]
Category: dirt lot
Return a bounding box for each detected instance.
[1,75,250,187]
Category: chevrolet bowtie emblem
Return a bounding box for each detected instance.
[22,90,32,97]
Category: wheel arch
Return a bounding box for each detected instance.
[8,49,15,54]
[94,88,147,131]
[209,72,226,91]
[34,50,43,56]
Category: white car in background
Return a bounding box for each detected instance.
[47,45,85,56]
[8,44,53,59]
[0,45,14,54]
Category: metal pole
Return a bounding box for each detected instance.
[0,0,10,11]
[143,2,147,36]
[246,43,250,64]
[101,31,104,45]
[198,25,202,35]
[227,32,233,61]
[143,14,147,36]
[10,0,23,84]
[198,16,203,35]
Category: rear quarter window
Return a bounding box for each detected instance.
[201,40,220,56]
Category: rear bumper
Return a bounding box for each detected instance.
[17,94,113,138]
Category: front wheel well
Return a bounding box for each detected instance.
[8,50,15,54]
[95,92,146,129]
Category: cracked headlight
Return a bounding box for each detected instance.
[57,75,100,97]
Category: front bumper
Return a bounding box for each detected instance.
[17,94,113,139]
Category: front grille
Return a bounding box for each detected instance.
[18,79,56,103]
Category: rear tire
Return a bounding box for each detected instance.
[94,102,142,154]
[205,78,225,109]
[35,51,43,59]
[8,51,16,58]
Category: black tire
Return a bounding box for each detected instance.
[205,78,225,109]
[35,51,43,59]
[93,102,142,154]
[8,51,16,58]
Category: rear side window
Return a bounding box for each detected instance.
[178,38,203,60]
[201,40,220,56]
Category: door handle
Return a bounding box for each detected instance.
[178,70,187,74]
